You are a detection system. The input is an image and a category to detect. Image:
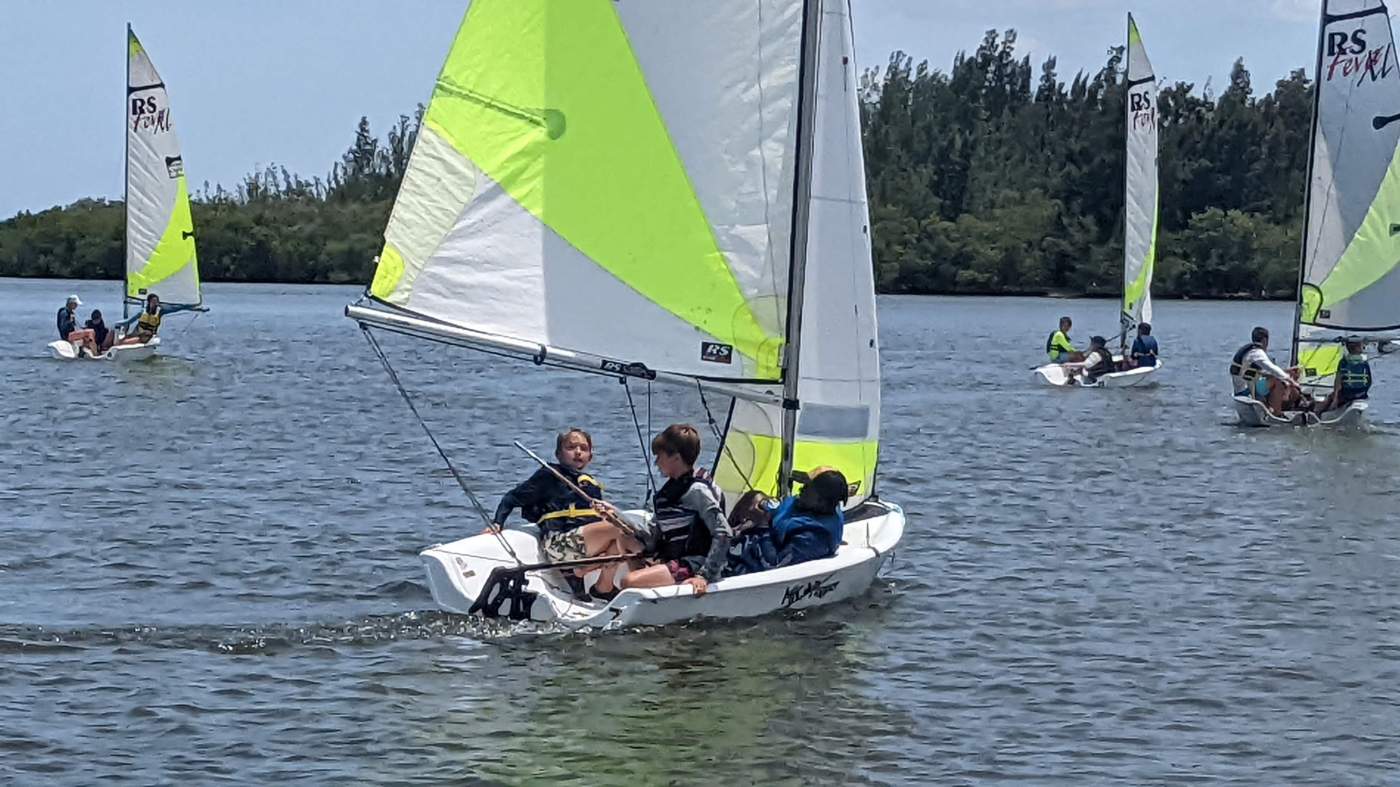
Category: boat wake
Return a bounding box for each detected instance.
[0,611,557,655]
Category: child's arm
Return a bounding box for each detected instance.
[682,482,732,582]
[491,467,549,527]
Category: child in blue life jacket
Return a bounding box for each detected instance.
[725,467,848,578]
[1319,336,1373,412]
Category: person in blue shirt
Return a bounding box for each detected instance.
[725,468,848,577]
[1128,322,1159,368]
[56,294,100,358]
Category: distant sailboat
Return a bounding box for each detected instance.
[1234,0,1399,426]
[1034,13,1161,388]
[50,26,203,361]
[347,0,903,628]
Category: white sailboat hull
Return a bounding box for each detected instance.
[47,337,160,362]
[1033,358,1161,388]
[1231,395,1367,427]
[420,501,905,631]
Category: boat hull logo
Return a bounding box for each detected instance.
[781,576,839,608]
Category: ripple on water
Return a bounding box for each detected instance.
[4,286,1400,783]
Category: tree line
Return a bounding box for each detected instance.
[1,30,1313,299]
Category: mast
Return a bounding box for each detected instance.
[777,0,822,497]
[1291,0,1329,365]
[1119,13,1132,353]
[123,23,131,322]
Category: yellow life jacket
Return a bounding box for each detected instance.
[137,309,162,334]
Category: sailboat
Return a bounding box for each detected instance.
[50,26,203,361]
[1035,14,1162,388]
[1234,0,1400,427]
[346,0,904,629]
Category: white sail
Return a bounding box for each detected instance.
[1297,0,1400,377]
[367,0,802,388]
[126,27,200,308]
[355,0,881,501]
[718,0,881,504]
[1121,14,1158,341]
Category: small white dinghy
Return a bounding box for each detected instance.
[1034,357,1161,388]
[1231,396,1367,428]
[51,27,204,362]
[421,502,904,630]
[1248,1,1400,426]
[1037,17,1162,390]
[47,336,161,361]
[347,0,901,630]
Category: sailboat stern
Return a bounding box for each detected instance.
[419,531,555,619]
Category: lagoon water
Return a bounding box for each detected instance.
[3,278,1399,784]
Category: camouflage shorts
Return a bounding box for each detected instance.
[540,528,589,563]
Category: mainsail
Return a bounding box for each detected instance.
[350,0,880,504]
[1295,0,1400,380]
[126,26,200,310]
[1120,13,1158,346]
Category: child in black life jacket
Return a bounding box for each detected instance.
[488,428,621,598]
[613,423,730,597]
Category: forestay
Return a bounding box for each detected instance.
[1120,14,1158,344]
[1295,0,1400,380]
[126,27,200,309]
[357,0,880,506]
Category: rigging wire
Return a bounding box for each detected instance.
[696,380,757,495]
[621,378,658,504]
[360,325,523,567]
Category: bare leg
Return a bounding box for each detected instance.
[1266,379,1288,416]
[620,564,678,589]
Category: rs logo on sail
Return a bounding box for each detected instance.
[1129,91,1156,130]
[1325,29,1395,85]
[130,97,172,134]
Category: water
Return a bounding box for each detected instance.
[3,278,1399,784]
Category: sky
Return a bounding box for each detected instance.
[0,0,1324,219]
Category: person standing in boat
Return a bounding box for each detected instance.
[1062,335,1116,384]
[1230,326,1301,415]
[1318,336,1372,413]
[486,428,624,599]
[1126,322,1159,369]
[1046,316,1084,363]
[56,295,100,357]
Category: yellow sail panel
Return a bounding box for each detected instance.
[717,431,878,503]
[1314,143,1400,310]
[401,0,776,372]
[1298,343,1344,383]
[127,175,198,299]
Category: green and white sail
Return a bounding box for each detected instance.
[1295,0,1400,380]
[1120,13,1158,345]
[355,0,880,504]
[126,27,200,308]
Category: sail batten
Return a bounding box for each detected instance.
[125,27,200,308]
[1295,0,1400,379]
